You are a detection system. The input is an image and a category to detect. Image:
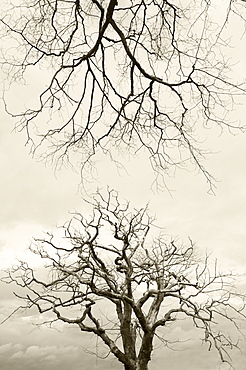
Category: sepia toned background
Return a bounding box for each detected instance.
[1,1,246,369]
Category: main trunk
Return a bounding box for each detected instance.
[123,363,149,370]
[136,363,149,370]
[136,331,154,370]
[123,365,135,370]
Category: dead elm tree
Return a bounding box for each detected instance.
[3,191,246,370]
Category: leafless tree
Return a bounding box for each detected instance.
[3,190,245,370]
[1,0,246,188]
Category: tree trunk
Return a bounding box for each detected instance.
[136,331,153,370]
[123,366,136,370]
[123,363,148,370]
[136,364,148,370]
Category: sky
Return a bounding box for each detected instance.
[1,1,246,370]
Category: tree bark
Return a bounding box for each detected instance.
[136,364,148,370]
[136,331,154,370]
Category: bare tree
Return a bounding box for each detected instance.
[3,190,245,370]
[1,0,246,188]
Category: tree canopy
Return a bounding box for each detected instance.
[1,0,246,187]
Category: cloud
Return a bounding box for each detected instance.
[0,343,12,355]
[0,340,117,370]
[11,344,79,360]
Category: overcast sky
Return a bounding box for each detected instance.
[1,1,246,370]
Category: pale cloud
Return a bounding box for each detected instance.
[11,344,79,360]
[11,350,24,359]
[0,343,12,354]
[0,340,113,370]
